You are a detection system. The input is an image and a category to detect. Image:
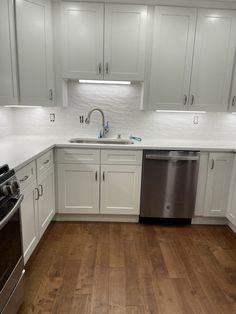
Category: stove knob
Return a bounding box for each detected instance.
[10,180,20,194]
[1,184,12,196]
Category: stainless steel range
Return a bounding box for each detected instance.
[0,165,25,314]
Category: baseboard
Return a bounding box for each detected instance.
[192,216,227,225]
[227,220,236,233]
[54,213,139,223]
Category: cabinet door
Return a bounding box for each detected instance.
[38,166,55,238]
[0,0,18,105]
[226,155,236,226]
[57,164,100,214]
[20,182,38,264]
[61,2,104,80]
[147,7,196,110]
[104,4,147,81]
[204,153,233,217]
[16,0,54,106]
[100,165,141,215]
[190,10,236,112]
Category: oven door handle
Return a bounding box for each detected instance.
[0,194,24,231]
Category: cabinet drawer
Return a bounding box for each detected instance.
[36,150,54,176]
[56,148,100,164]
[16,161,36,190]
[101,150,142,165]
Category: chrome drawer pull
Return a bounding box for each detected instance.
[20,175,29,182]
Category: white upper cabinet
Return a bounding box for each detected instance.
[190,9,236,112]
[16,0,54,106]
[61,2,104,80]
[61,2,147,81]
[104,4,147,81]
[0,0,18,105]
[147,7,197,110]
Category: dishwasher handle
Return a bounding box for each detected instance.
[145,154,199,161]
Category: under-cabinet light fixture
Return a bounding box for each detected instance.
[231,112,236,115]
[155,110,206,114]
[78,80,131,85]
[4,105,43,108]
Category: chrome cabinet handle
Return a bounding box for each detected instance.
[35,188,40,200]
[184,95,188,106]
[232,96,236,107]
[190,95,194,106]
[49,89,53,101]
[105,63,109,75]
[95,171,98,181]
[39,184,43,197]
[20,175,29,182]
[211,159,215,170]
[98,63,102,75]
[43,159,50,165]
[103,171,105,181]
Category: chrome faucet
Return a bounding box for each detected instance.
[85,108,109,138]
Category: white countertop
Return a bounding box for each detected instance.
[1,135,236,171]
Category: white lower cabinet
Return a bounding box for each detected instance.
[38,166,55,238]
[227,154,236,227]
[20,181,38,264]
[100,165,141,215]
[56,149,142,216]
[18,150,55,264]
[204,153,233,217]
[57,164,100,214]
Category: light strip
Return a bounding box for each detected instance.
[155,110,206,114]
[4,105,43,108]
[231,112,236,115]
[79,80,131,85]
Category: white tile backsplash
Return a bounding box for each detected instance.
[0,108,13,138]
[8,81,236,141]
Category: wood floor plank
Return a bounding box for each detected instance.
[109,224,125,268]
[90,224,110,314]
[19,223,236,314]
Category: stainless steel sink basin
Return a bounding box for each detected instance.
[69,138,134,145]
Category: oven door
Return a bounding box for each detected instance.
[0,194,24,313]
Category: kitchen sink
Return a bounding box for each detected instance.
[69,138,134,145]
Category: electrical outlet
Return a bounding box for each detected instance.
[79,116,84,123]
[193,116,199,125]
[50,113,55,122]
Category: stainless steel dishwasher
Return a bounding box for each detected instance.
[140,150,200,223]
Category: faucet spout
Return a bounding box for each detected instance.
[85,108,109,138]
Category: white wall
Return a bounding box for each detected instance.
[10,81,236,141]
[0,108,13,138]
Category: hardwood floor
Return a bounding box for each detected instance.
[19,223,236,314]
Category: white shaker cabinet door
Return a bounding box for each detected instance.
[204,153,233,217]
[100,165,141,215]
[61,2,104,80]
[37,166,55,239]
[21,182,38,264]
[0,0,18,105]
[190,10,236,112]
[16,0,54,106]
[148,6,196,110]
[57,164,100,214]
[227,155,236,226]
[104,4,147,81]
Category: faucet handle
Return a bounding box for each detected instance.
[104,121,109,134]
